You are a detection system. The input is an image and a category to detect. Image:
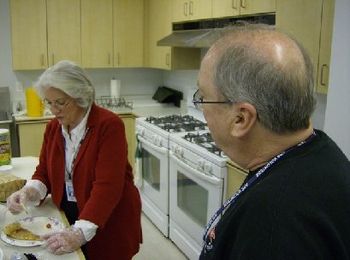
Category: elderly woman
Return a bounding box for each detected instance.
[7,60,142,260]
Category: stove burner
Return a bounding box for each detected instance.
[145,115,207,132]
[183,132,225,157]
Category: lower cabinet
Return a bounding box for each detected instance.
[119,114,136,169]
[17,120,48,157]
[226,161,248,200]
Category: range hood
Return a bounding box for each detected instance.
[157,15,275,48]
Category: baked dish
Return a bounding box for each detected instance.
[0,173,26,202]
[3,222,41,241]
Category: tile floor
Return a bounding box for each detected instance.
[134,214,188,260]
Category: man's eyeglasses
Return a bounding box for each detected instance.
[192,89,232,110]
[43,97,71,110]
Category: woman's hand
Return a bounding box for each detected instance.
[6,186,41,214]
[42,227,86,255]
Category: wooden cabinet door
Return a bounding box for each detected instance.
[119,114,136,169]
[172,0,188,22]
[10,0,47,70]
[212,0,240,18]
[81,0,113,68]
[47,0,81,66]
[144,0,172,69]
[240,0,276,15]
[225,161,247,200]
[316,0,335,94]
[190,0,212,21]
[114,0,144,67]
[276,0,330,94]
[18,121,47,157]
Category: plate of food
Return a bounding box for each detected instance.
[1,216,64,247]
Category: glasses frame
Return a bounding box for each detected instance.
[192,89,232,110]
[43,97,71,110]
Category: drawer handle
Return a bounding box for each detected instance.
[320,64,329,86]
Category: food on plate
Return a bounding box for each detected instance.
[3,222,41,241]
[0,173,26,202]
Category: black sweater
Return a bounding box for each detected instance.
[200,130,350,260]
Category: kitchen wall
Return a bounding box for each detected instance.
[324,0,350,159]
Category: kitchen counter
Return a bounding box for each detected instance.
[0,157,85,260]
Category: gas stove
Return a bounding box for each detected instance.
[183,132,226,157]
[144,115,207,133]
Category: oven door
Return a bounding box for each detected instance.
[169,151,223,257]
[138,135,169,215]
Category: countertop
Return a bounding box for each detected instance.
[0,157,85,260]
[13,96,186,122]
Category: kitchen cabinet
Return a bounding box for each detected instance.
[47,0,81,66]
[10,0,81,70]
[172,0,212,23]
[225,161,247,200]
[213,0,275,18]
[81,0,113,68]
[144,0,201,70]
[114,0,144,67]
[119,114,136,170]
[17,120,48,157]
[10,0,47,70]
[276,0,335,94]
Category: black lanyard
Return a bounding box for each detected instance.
[203,130,316,249]
[65,127,89,180]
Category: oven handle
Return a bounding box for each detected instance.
[137,135,168,154]
[170,152,221,185]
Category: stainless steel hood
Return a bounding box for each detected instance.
[157,15,275,48]
[157,28,224,48]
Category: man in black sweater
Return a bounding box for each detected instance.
[194,23,350,259]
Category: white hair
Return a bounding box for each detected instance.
[34,60,95,108]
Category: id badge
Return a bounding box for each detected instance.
[65,180,77,202]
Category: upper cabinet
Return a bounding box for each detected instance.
[47,0,81,66]
[172,0,212,22]
[81,0,113,68]
[10,0,81,70]
[212,0,276,18]
[276,0,335,94]
[113,0,144,67]
[144,0,200,70]
[10,0,47,70]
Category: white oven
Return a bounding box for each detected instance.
[136,115,208,238]
[169,132,227,260]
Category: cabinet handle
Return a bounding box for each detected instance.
[184,2,188,16]
[320,64,329,86]
[189,1,193,15]
[117,53,120,66]
[165,53,170,66]
[232,0,238,9]
[108,53,111,65]
[40,54,45,67]
[241,0,246,8]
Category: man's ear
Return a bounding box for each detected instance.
[229,103,257,138]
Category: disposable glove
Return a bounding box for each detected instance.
[42,226,86,255]
[6,186,41,214]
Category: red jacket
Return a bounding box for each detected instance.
[32,104,142,260]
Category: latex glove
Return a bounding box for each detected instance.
[6,186,41,214]
[42,227,86,255]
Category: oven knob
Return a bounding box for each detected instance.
[204,162,213,174]
[197,159,205,170]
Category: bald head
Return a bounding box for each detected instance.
[201,24,316,133]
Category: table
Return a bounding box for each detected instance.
[0,157,85,259]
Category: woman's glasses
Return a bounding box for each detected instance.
[43,97,71,110]
[192,89,232,110]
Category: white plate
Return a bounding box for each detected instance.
[0,216,64,247]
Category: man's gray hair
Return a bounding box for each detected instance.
[35,60,95,108]
[214,24,316,134]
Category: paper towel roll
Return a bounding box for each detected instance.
[110,79,121,98]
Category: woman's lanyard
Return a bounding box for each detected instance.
[203,130,317,245]
[65,127,90,180]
